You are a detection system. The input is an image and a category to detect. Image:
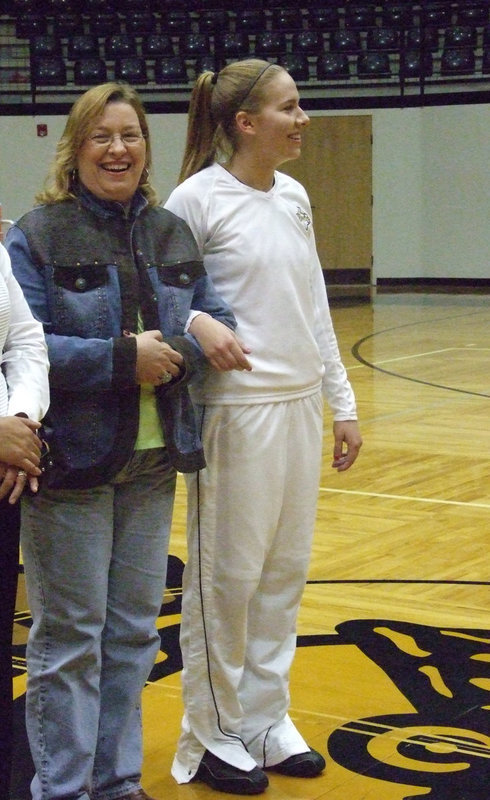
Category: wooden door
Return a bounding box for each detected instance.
[279,115,372,281]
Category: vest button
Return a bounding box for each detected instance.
[75,277,87,291]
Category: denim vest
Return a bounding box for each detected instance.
[8,187,235,487]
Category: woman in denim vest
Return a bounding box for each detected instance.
[6,83,249,800]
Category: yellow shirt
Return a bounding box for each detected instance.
[134,313,165,450]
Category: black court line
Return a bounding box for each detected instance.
[306,578,490,586]
[351,308,490,399]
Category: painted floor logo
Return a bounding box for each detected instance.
[326,619,490,799]
[11,560,490,799]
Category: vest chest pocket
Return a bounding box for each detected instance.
[53,264,109,292]
[51,264,116,338]
[155,260,205,288]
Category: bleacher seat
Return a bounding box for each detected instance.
[68,34,99,61]
[316,52,350,80]
[357,51,392,78]
[254,31,287,57]
[345,5,377,30]
[105,34,137,60]
[32,56,66,86]
[195,55,218,75]
[423,6,453,27]
[292,30,324,56]
[234,9,267,33]
[215,32,250,60]
[83,0,117,11]
[406,27,440,51]
[16,14,48,39]
[278,53,310,81]
[400,50,433,79]
[330,29,362,53]
[120,0,151,10]
[366,28,399,52]
[162,10,192,36]
[54,13,84,38]
[142,34,174,58]
[457,4,489,25]
[197,10,229,35]
[306,7,339,31]
[440,47,476,75]
[115,56,148,83]
[124,12,157,34]
[444,26,478,48]
[87,13,121,37]
[154,56,187,84]
[271,8,303,32]
[30,35,62,59]
[45,0,78,10]
[179,34,210,58]
[74,57,107,85]
[382,4,415,29]
[11,0,36,11]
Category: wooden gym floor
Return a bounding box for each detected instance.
[11,288,490,799]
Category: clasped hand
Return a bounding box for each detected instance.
[134,329,184,385]
[0,416,42,503]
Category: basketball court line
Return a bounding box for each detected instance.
[318,487,490,511]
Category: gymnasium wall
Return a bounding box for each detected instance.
[0,102,488,282]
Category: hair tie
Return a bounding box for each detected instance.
[211,72,219,85]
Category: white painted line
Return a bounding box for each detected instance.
[348,346,490,370]
[319,487,490,510]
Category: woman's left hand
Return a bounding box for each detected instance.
[331,420,362,472]
[134,330,184,385]
[0,463,38,503]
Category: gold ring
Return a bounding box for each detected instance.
[18,470,27,478]
[159,371,172,384]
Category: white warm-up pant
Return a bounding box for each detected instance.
[171,391,324,783]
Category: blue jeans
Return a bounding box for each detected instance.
[20,449,176,800]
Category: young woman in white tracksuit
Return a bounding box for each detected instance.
[164,58,363,795]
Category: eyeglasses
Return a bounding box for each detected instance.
[87,132,146,147]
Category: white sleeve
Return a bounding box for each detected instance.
[165,183,206,254]
[166,184,211,331]
[308,229,357,420]
[0,243,50,420]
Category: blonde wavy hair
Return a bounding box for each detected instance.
[36,82,158,206]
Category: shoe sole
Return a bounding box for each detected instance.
[196,764,268,795]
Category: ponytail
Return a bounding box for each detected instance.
[178,59,283,183]
[178,71,217,183]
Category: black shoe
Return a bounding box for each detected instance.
[194,750,269,795]
[267,748,326,777]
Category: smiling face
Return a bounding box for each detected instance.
[77,101,147,204]
[245,70,310,169]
